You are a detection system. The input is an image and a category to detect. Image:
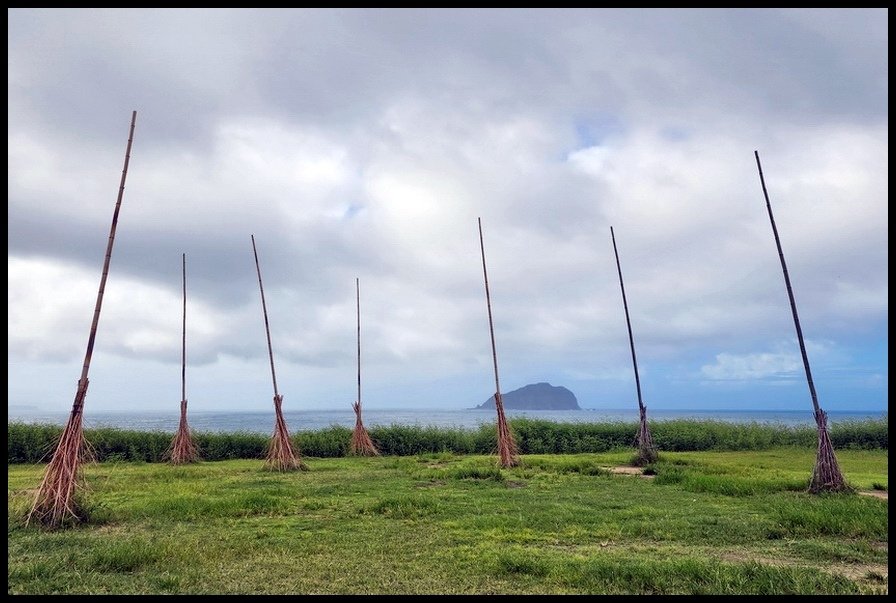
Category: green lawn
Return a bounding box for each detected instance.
[7,448,888,594]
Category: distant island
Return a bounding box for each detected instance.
[474,382,581,410]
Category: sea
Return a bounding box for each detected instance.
[6,407,886,434]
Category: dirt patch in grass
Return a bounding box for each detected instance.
[720,550,888,592]
[835,562,888,582]
[859,490,888,501]
[609,466,655,479]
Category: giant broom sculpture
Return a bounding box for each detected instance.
[167,253,199,464]
[478,218,520,468]
[610,226,657,466]
[753,151,848,493]
[27,111,138,527]
[349,278,379,456]
[251,234,305,471]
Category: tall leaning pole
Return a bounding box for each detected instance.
[754,150,848,493]
[478,217,520,468]
[28,110,138,527]
[349,277,379,456]
[610,226,657,466]
[251,234,305,471]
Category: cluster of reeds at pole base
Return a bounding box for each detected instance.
[23,111,856,530]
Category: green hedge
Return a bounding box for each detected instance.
[7,417,887,464]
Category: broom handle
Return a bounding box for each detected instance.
[356,277,361,406]
[182,253,187,403]
[72,110,137,414]
[251,234,280,398]
[610,226,645,413]
[478,218,502,398]
[754,151,821,416]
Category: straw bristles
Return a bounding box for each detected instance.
[167,399,200,465]
[350,401,379,456]
[494,393,520,468]
[809,408,850,493]
[26,404,90,528]
[265,395,306,471]
[632,405,658,466]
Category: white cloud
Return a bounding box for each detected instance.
[701,351,803,382]
[699,339,839,382]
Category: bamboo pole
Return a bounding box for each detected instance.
[251,234,304,471]
[350,277,379,456]
[168,253,198,464]
[610,226,657,466]
[478,218,520,468]
[28,110,138,527]
[182,253,187,405]
[753,150,847,493]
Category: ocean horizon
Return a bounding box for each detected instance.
[7,407,887,435]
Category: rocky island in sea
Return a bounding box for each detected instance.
[474,382,581,410]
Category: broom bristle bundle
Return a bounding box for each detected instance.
[809,408,851,493]
[167,399,200,465]
[494,394,520,468]
[265,395,306,471]
[27,407,90,528]
[633,405,658,467]
[350,401,380,456]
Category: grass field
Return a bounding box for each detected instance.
[7,448,888,594]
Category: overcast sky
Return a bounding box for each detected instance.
[8,8,888,417]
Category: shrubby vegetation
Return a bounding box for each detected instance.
[8,417,887,464]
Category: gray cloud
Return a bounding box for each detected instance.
[8,8,887,413]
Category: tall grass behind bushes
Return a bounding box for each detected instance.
[511,418,887,454]
[370,424,493,455]
[8,417,887,464]
[827,418,889,450]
